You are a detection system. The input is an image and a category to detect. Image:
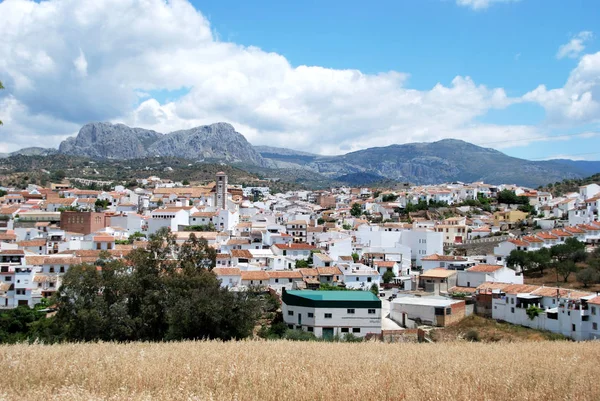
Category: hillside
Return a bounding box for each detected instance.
[300,139,584,187]
[10,120,600,187]
[59,122,268,166]
[0,154,288,190]
[552,159,600,177]
[1,341,598,400]
[538,173,600,196]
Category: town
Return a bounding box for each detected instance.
[1,172,600,341]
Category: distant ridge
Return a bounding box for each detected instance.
[7,121,596,187]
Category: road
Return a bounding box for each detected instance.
[380,291,403,331]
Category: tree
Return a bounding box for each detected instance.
[295,259,309,269]
[555,260,577,283]
[317,217,325,225]
[350,203,362,217]
[529,248,551,275]
[370,283,379,296]
[342,223,352,230]
[506,250,528,271]
[351,253,360,263]
[52,228,259,343]
[382,194,398,202]
[576,267,599,288]
[128,231,146,244]
[94,199,110,211]
[182,180,190,186]
[382,270,395,284]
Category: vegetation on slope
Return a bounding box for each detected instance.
[1,229,266,343]
[538,173,600,197]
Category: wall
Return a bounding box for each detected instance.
[282,303,382,338]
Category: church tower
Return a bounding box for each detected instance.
[215,171,228,210]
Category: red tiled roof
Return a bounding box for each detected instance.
[467,264,503,273]
[231,250,253,259]
[267,271,303,279]
[93,236,115,242]
[240,271,269,281]
[509,239,529,247]
[374,261,396,268]
[213,267,241,276]
[0,250,24,255]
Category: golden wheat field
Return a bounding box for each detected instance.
[0,340,599,401]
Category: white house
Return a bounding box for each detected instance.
[457,264,523,288]
[281,290,382,338]
[213,267,241,289]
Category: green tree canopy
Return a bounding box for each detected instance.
[350,203,362,217]
[51,228,260,342]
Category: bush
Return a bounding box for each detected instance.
[284,329,318,341]
[342,333,363,343]
[382,270,395,284]
[526,305,544,320]
[465,330,480,342]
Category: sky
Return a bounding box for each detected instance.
[0,0,599,160]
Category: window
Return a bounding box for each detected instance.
[5,276,11,282]
[511,307,515,313]
[352,328,360,333]
[341,327,349,333]
[308,312,314,318]
[356,277,359,281]
[275,278,279,283]
[288,278,293,283]
[49,267,54,273]
[367,277,372,283]
[347,309,355,314]
[368,309,376,314]
[511,298,514,305]
[593,322,598,331]
[324,313,332,319]
[446,308,452,315]
[307,327,313,332]
[288,310,294,316]
[572,324,576,332]
[593,306,597,315]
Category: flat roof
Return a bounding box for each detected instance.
[392,297,462,307]
[284,290,379,302]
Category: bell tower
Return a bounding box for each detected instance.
[215,171,228,210]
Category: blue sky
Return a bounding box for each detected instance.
[190,0,599,159]
[0,0,599,160]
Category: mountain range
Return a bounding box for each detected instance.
[5,122,598,188]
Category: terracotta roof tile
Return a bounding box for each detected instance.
[467,264,503,273]
[231,250,253,259]
[267,271,303,279]
[240,271,269,280]
[213,267,241,276]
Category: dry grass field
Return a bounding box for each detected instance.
[0,340,599,401]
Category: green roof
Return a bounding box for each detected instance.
[285,290,379,302]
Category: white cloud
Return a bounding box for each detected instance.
[524,51,600,125]
[557,31,593,59]
[456,0,520,11]
[73,49,88,77]
[0,0,590,156]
